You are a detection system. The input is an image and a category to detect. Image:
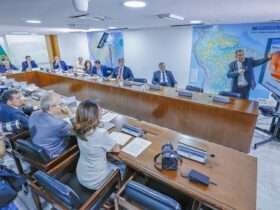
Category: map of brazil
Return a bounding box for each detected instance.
[190,23,280,99]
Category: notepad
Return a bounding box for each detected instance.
[101,112,118,122]
[109,131,132,146]
[122,137,151,157]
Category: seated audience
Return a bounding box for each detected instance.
[152,62,177,87]
[91,60,113,77]
[0,56,18,73]
[83,60,93,74]
[112,58,134,80]
[29,92,71,159]
[0,89,29,129]
[21,55,38,71]
[73,99,125,190]
[53,56,69,71]
[75,56,84,71]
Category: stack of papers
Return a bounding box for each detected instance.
[101,112,118,123]
[102,122,115,131]
[122,137,151,157]
[109,131,132,146]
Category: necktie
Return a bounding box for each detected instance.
[118,67,123,80]
[162,71,166,83]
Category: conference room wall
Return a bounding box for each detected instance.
[58,33,90,66]
[123,27,193,87]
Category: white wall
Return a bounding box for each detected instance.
[123,27,193,87]
[58,33,90,66]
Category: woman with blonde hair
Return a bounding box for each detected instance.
[73,99,124,190]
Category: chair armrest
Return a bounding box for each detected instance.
[81,170,121,210]
[44,145,78,171]
[47,150,79,176]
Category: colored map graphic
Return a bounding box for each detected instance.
[190,23,280,99]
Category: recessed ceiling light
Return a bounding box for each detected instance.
[123,0,146,8]
[108,26,118,30]
[25,19,41,24]
[190,20,203,25]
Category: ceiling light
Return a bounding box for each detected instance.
[123,1,146,8]
[25,19,41,24]
[87,28,106,32]
[108,26,118,30]
[190,20,203,25]
[157,13,184,21]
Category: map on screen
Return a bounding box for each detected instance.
[260,38,280,97]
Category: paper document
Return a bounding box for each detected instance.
[102,122,115,131]
[110,131,132,146]
[101,112,118,122]
[122,137,151,157]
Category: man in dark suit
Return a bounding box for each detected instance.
[152,62,177,87]
[91,60,113,77]
[0,56,18,73]
[227,49,272,99]
[53,56,69,71]
[112,58,134,80]
[22,55,38,71]
[0,89,29,129]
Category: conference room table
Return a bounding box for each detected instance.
[15,83,257,210]
[6,70,259,153]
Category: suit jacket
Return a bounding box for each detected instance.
[0,64,18,73]
[53,60,69,71]
[0,103,29,129]
[112,66,134,80]
[22,60,38,71]
[90,65,113,77]
[152,70,177,87]
[227,57,269,91]
[29,110,71,158]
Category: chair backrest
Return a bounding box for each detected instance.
[34,171,81,209]
[219,91,241,98]
[133,78,148,84]
[185,85,203,93]
[15,140,51,164]
[124,181,182,210]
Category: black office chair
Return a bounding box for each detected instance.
[30,151,121,210]
[254,111,280,149]
[185,85,204,93]
[219,91,241,98]
[133,78,148,84]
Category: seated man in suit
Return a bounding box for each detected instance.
[29,92,72,159]
[53,56,69,71]
[152,62,177,87]
[22,55,38,71]
[112,58,134,80]
[0,56,18,73]
[0,89,29,129]
[91,60,113,77]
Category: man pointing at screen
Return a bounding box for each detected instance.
[227,49,272,99]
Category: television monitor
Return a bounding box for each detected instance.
[97,32,109,49]
[259,38,280,97]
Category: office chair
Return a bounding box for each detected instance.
[254,111,280,149]
[115,175,182,210]
[185,85,204,93]
[14,136,78,175]
[30,151,121,210]
[219,91,241,98]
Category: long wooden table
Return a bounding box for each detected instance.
[7,71,259,153]
[2,75,257,210]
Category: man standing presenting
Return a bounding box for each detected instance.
[227,49,272,99]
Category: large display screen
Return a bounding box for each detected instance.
[260,38,280,97]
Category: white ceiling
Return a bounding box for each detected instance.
[0,0,280,33]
